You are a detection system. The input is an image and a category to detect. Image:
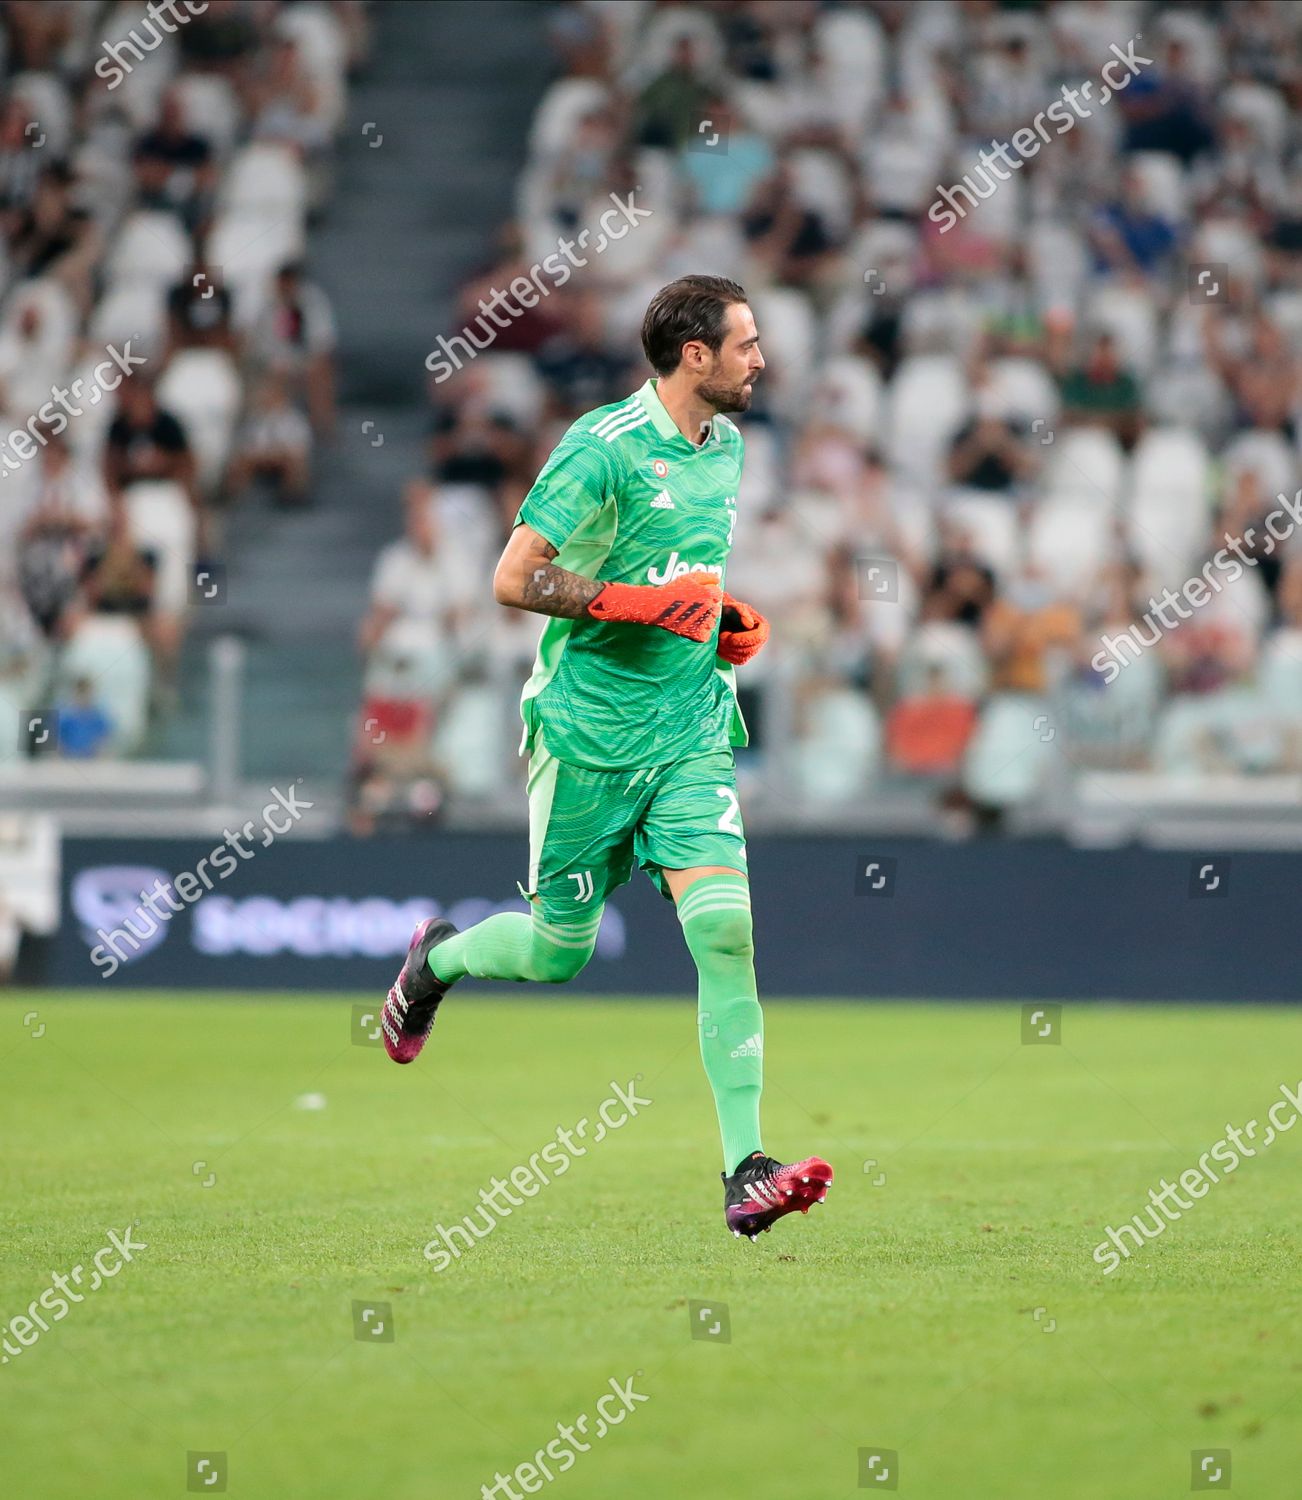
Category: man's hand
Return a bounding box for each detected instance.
[716,592,769,665]
[587,577,723,642]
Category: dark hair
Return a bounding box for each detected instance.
[640,275,748,376]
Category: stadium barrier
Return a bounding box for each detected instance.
[38,836,1301,1000]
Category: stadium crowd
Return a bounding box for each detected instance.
[0,0,356,759]
[355,0,1302,827]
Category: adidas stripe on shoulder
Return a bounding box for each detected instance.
[587,396,650,444]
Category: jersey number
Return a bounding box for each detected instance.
[715,787,742,835]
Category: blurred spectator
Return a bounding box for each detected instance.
[886,664,978,776]
[133,88,216,231]
[428,368,528,526]
[678,96,774,217]
[534,290,633,420]
[0,284,76,415]
[54,677,113,759]
[360,479,475,662]
[1216,468,1287,615]
[8,166,98,304]
[251,260,338,438]
[1202,308,1300,435]
[351,478,473,833]
[79,501,157,622]
[1089,167,1179,278]
[634,34,716,150]
[454,224,566,356]
[921,553,998,631]
[982,565,1082,695]
[105,376,195,500]
[250,35,331,155]
[167,258,237,356]
[0,97,48,207]
[1058,331,1144,445]
[537,104,621,237]
[742,160,840,289]
[947,399,1036,495]
[15,427,108,637]
[226,373,313,507]
[1117,35,1217,164]
[176,0,261,76]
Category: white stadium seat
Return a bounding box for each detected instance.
[171,73,243,156]
[158,349,243,492]
[746,287,817,421]
[527,79,611,161]
[989,357,1060,427]
[963,693,1055,806]
[815,355,883,439]
[125,479,196,617]
[90,282,168,364]
[1045,427,1126,505]
[896,621,989,700]
[944,491,1020,578]
[219,142,309,223]
[58,616,152,754]
[207,210,306,322]
[1028,494,1117,597]
[105,210,192,291]
[887,353,967,487]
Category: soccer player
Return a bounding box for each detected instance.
[382,276,832,1239]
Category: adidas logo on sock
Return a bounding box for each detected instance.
[730,1033,763,1058]
[650,489,675,509]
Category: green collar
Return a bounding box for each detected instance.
[636,377,721,448]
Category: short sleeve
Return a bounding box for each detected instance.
[370,544,407,606]
[514,427,621,552]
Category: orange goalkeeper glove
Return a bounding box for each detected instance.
[716,592,770,665]
[587,576,723,643]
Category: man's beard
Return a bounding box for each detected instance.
[697,374,754,414]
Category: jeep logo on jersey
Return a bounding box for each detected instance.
[646,551,724,585]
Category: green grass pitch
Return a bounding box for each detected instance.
[2,994,1300,1498]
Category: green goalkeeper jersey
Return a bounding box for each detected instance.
[513,377,749,771]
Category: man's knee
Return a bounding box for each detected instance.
[534,940,594,983]
[683,905,754,964]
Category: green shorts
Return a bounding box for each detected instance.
[521,734,747,922]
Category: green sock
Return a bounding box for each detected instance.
[676,874,763,1173]
[427,906,603,985]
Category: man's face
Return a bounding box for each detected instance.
[695,302,764,414]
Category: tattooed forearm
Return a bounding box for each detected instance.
[520,560,604,617]
[494,526,606,617]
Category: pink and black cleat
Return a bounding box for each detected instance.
[722,1152,834,1240]
[380,917,459,1064]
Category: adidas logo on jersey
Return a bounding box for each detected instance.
[650,490,675,510]
[730,1033,763,1059]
